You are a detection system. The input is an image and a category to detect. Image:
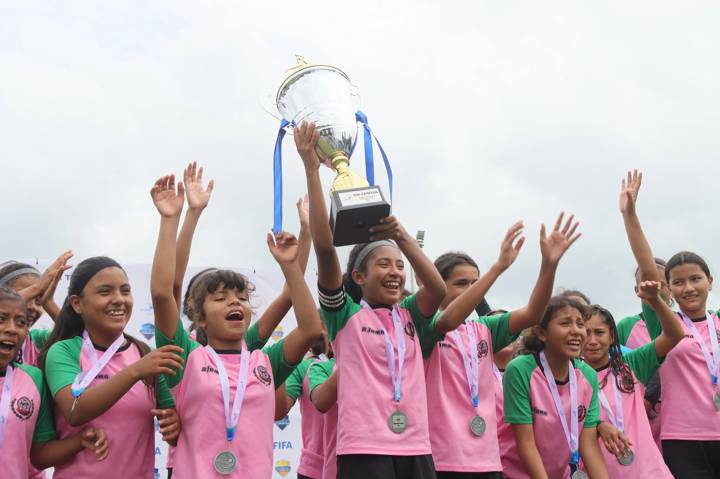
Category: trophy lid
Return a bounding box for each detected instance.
[276,55,350,105]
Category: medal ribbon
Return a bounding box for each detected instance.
[539,351,580,466]
[71,331,125,398]
[679,312,720,388]
[0,364,15,449]
[451,320,479,408]
[362,301,405,402]
[206,342,250,442]
[597,372,624,432]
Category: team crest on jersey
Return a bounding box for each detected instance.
[254,365,272,386]
[11,396,34,420]
[477,340,489,359]
[404,321,416,339]
[275,459,292,477]
[578,405,587,422]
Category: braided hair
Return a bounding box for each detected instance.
[590,304,635,393]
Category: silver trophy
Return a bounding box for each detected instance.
[274,56,391,246]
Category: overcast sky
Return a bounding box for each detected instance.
[2,1,719,318]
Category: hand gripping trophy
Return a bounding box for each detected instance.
[271,56,392,246]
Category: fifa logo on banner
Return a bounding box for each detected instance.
[140,323,155,340]
[275,459,291,477]
[272,326,284,342]
[275,415,290,431]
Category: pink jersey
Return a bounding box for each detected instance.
[308,358,338,479]
[660,314,720,440]
[319,291,433,456]
[423,313,515,472]
[596,367,672,478]
[503,354,600,479]
[298,362,325,477]
[625,319,651,350]
[45,338,170,479]
[0,364,56,479]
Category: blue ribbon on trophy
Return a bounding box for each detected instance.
[271,56,392,246]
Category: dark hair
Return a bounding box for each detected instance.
[38,257,156,394]
[189,269,254,345]
[589,305,635,393]
[665,251,712,283]
[343,243,374,303]
[0,261,40,288]
[434,252,479,280]
[182,268,217,320]
[558,289,591,306]
[634,257,667,280]
[522,296,589,354]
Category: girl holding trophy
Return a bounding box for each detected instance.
[295,121,446,479]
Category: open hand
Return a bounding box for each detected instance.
[619,170,642,216]
[294,121,321,171]
[150,175,184,218]
[369,216,406,242]
[130,345,184,380]
[36,251,73,299]
[80,427,109,461]
[267,231,299,265]
[496,221,525,270]
[540,212,581,265]
[297,194,310,230]
[184,162,214,210]
[152,407,181,446]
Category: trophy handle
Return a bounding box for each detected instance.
[259,91,285,122]
[349,83,362,110]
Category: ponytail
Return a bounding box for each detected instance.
[590,305,635,393]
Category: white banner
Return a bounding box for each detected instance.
[18,259,310,479]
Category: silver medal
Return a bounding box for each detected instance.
[571,470,588,479]
[388,410,408,434]
[617,448,635,466]
[214,451,237,475]
[470,415,486,437]
[714,392,720,411]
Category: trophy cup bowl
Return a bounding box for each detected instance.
[276,57,390,246]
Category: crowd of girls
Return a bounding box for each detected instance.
[0,132,718,479]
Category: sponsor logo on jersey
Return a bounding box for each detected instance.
[477,339,489,359]
[11,396,34,420]
[254,365,272,386]
[404,321,416,339]
[274,440,293,450]
[140,323,155,340]
[272,326,284,342]
[531,406,548,416]
[578,405,587,422]
[361,326,384,336]
[275,459,292,477]
[275,415,290,431]
[202,365,219,375]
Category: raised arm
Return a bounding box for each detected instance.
[267,231,324,365]
[434,221,525,334]
[507,213,581,334]
[256,196,313,341]
[17,251,73,317]
[150,174,185,339]
[636,281,684,357]
[173,162,214,307]
[369,216,447,316]
[295,122,343,290]
[620,170,661,283]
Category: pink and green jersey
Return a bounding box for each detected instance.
[423,312,516,472]
[0,363,56,479]
[595,342,672,478]
[156,324,295,478]
[502,354,600,479]
[45,336,175,479]
[19,329,50,367]
[308,358,337,479]
[318,286,439,456]
[285,356,325,479]
[643,310,720,440]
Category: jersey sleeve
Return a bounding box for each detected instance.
[503,355,536,424]
[154,373,176,408]
[615,314,641,347]
[477,312,517,352]
[19,365,57,443]
[400,294,444,359]
[308,359,334,396]
[641,300,664,341]
[577,360,601,428]
[263,339,298,390]
[284,359,311,400]
[318,284,361,341]
[243,321,267,352]
[44,338,83,397]
[29,328,52,351]
[624,341,662,385]
[155,323,200,389]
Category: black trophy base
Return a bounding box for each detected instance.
[330,186,391,246]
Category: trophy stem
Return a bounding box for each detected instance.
[329,154,370,194]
